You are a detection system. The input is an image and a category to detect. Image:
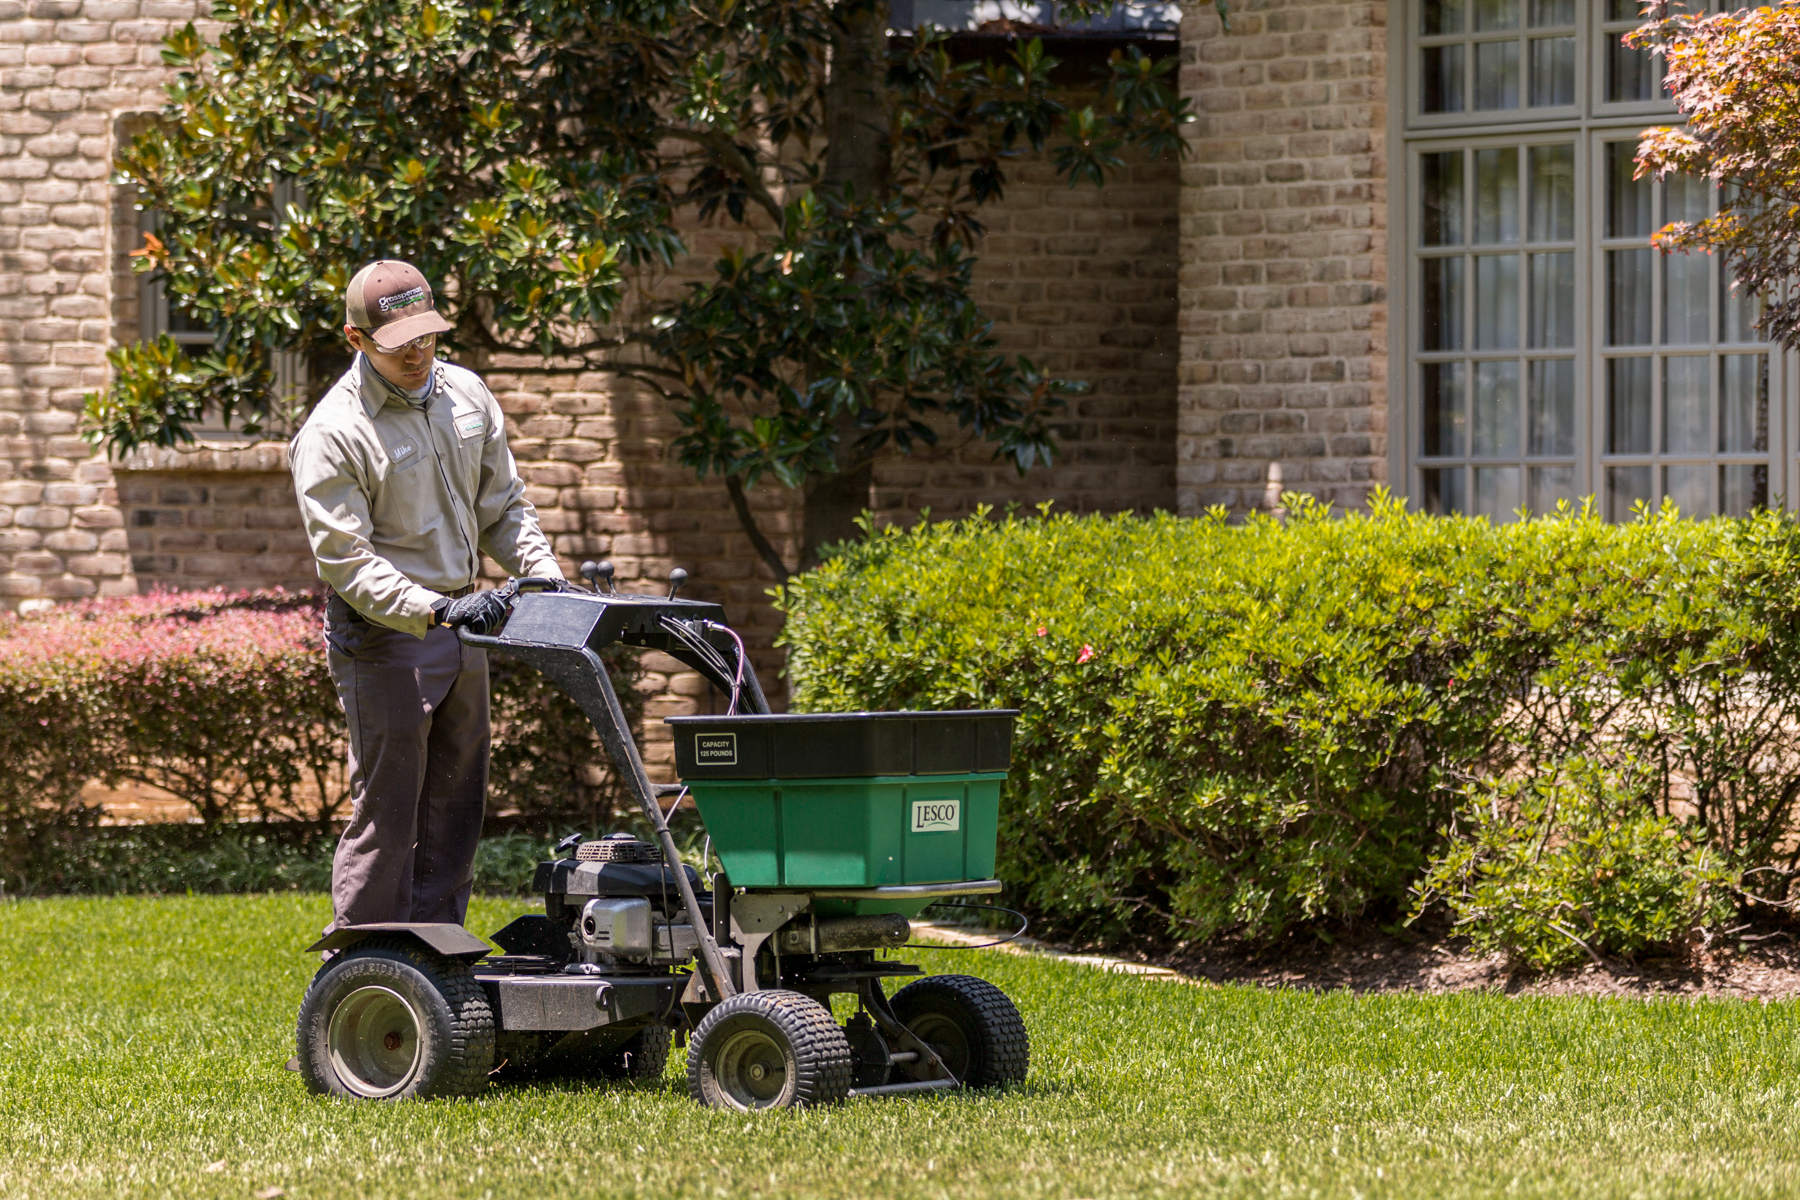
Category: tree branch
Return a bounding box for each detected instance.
[724,473,794,583]
[656,126,786,226]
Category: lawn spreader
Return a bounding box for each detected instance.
[293,567,1028,1110]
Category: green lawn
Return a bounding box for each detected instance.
[3,895,1800,1199]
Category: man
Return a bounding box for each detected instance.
[289,259,564,933]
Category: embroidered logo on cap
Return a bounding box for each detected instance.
[377,286,426,313]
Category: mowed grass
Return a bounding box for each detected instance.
[4,897,1800,1199]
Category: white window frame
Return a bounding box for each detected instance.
[1387,0,1796,518]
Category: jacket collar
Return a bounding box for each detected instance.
[355,352,441,420]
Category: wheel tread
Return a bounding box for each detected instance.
[891,974,1029,1088]
[294,935,495,1099]
[686,990,852,1108]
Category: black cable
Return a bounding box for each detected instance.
[659,615,741,712]
[902,903,1030,950]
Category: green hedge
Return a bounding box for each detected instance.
[0,590,642,891]
[778,497,1800,963]
[2,824,556,899]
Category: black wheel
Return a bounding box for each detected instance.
[686,990,852,1110]
[844,1011,891,1090]
[890,974,1029,1088]
[595,1025,672,1082]
[295,937,495,1100]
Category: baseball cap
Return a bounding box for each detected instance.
[344,259,454,351]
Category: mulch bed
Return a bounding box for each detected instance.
[1136,922,1800,1000]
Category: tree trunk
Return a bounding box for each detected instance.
[803,1,891,568]
[821,2,891,196]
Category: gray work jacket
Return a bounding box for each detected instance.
[288,353,561,637]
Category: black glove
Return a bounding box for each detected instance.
[432,590,509,635]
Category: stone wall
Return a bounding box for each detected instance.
[1176,0,1389,516]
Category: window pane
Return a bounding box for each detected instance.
[1663,464,1710,516]
[1423,45,1466,114]
[1422,152,1465,246]
[1721,464,1769,517]
[1606,0,1639,19]
[1474,0,1518,29]
[1529,144,1575,242]
[1722,267,1762,342]
[1473,360,1521,455]
[1663,356,1709,454]
[1424,0,1466,34]
[1422,257,1466,350]
[1423,467,1468,514]
[1665,174,1709,226]
[1720,354,1768,453]
[1474,41,1521,109]
[1608,249,1653,345]
[1607,142,1651,238]
[1607,464,1654,522]
[1529,359,1575,455]
[1663,253,1711,345]
[1608,357,1652,453]
[1529,37,1575,106]
[1475,148,1520,244]
[1476,255,1520,348]
[1530,0,1573,25]
[1607,38,1657,102]
[1422,362,1467,456]
[1530,464,1576,512]
[1475,466,1523,520]
[1529,252,1574,348]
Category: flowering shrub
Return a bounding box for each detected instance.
[0,590,640,886]
[0,590,338,880]
[779,498,1800,961]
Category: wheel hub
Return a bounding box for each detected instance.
[711,1027,791,1109]
[327,985,423,1098]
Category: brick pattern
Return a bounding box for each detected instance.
[0,4,1183,779]
[117,465,314,594]
[870,152,1180,523]
[1176,0,1389,516]
[0,0,210,609]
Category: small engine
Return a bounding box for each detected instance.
[528,830,702,970]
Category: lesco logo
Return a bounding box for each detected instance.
[910,798,960,833]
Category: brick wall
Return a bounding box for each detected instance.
[1176,0,1389,516]
[0,0,209,610]
[115,454,314,593]
[870,148,1180,523]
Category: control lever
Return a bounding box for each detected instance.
[667,567,688,600]
[555,831,584,856]
[580,560,616,594]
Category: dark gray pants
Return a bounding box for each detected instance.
[325,593,489,931]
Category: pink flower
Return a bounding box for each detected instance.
[1035,625,1047,637]
[1077,644,1097,664]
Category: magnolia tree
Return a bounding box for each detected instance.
[1630,0,1800,349]
[89,0,1191,577]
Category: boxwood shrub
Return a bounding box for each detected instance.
[777,496,1800,960]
